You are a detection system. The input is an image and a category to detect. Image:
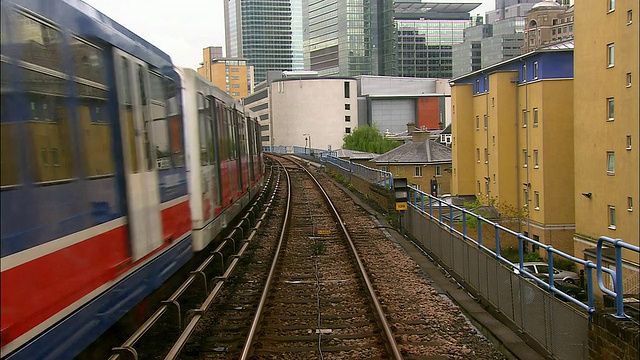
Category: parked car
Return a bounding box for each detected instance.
[514,262,580,284]
[530,274,587,301]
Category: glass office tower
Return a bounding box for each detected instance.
[225,0,304,84]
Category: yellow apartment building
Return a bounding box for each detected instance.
[451,43,575,255]
[197,46,252,99]
[573,1,638,280]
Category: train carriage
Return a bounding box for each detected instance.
[1,2,264,358]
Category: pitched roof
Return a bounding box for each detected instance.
[374,139,451,164]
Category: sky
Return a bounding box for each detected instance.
[83,0,496,70]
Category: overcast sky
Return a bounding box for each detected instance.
[83,0,496,70]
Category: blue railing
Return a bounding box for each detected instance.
[323,155,393,189]
[407,185,638,319]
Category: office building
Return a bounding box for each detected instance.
[224,0,304,85]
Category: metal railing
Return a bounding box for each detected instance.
[407,186,639,319]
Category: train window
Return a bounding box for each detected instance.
[23,69,74,183]
[70,38,106,85]
[205,98,215,164]
[164,77,184,167]
[137,65,153,171]
[14,12,64,73]
[149,72,171,170]
[1,63,21,188]
[216,100,229,161]
[77,83,115,177]
[119,57,138,173]
[198,93,209,165]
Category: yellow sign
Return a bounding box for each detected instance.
[396,202,407,211]
[317,229,331,235]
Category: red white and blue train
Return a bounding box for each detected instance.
[0,1,264,358]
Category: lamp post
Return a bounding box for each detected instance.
[303,133,311,155]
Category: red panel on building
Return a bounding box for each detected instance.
[417,97,440,130]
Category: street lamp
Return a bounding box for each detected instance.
[303,133,311,155]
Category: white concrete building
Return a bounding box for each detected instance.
[269,77,358,151]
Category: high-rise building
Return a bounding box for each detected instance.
[391,1,479,79]
[573,0,638,276]
[197,46,253,99]
[224,0,304,85]
[452,23,492,78]
[304,0,374,77]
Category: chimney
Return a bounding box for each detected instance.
[412,130,431,142]
[407,122,416,135]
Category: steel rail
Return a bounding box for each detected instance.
[240,155,403,360]
[108,164,278,360]
[240,156,292,360]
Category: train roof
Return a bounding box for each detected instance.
[5,0,173,69]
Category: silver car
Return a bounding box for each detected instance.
[516,262,580,284]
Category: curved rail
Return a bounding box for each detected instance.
[108,164,279,360]
[240,155,403,360]
[240,156,292,360]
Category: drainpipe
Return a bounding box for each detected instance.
[511,76,521,233]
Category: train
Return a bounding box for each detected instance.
[0,0,264,359]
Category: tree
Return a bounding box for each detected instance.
[343,125,400,154]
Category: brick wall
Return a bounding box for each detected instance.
[589,308,639,360]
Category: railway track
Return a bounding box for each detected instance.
[108,155,506,359]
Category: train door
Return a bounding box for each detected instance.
[113,50,163,261]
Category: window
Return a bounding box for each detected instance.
[484,148,489,163]
[627,73,632,87]
[628,197,634,212]
[477,181,481,195]
[608,206,616,229]
[345,115,351,122]
[476,148,480,163]
[344,81,350,98]
[414,166,423,177]
[523,189,529,207]
[483,115,488,130]
[522,64,527,82]
[533,61,539,79]
[533,108,539,127]
[231,84,240,88]
[230,68,239,72]
[345,103,351,110]
[534,150,539,168]
[607,151,615,174]
[435,165,442,177]
[607,98,615,120]
[345,127,351,134]
[607,43,615,67]
[627,135,632,150]
[608,0,615,12]
[522,110,528,127]
[523,149,528,167]
[476,79,480,93]
[534,191,540,210]
[475,116,480,130]
[628,10,633,24]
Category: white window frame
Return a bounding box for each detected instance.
[534,191,540,210]
[522,109,528,127]
[626,135,632,150]
[533,108,539,127]
[627,72,632,87]
[414,166,423,177]
[608,205,616,229]
[435,165,442,177]
[607,43,615,67]
[476,148,481,163]
[608,0,615,12]
[607,98,615,121]
[607,151,615,175]
[533,61,539,79]
[628,197,634,212]
[523,149,528,168]
[534,150,539,168]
